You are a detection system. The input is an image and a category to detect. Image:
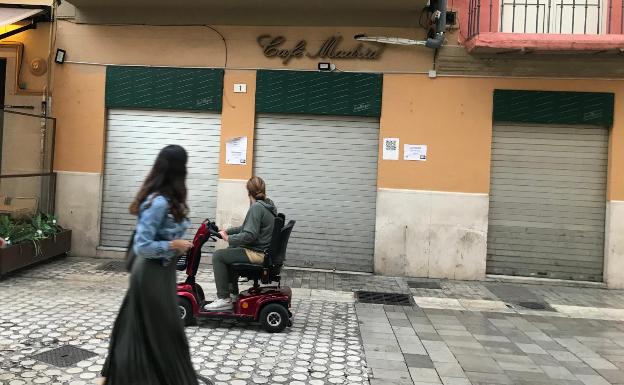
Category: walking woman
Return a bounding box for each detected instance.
[100,145,198,385]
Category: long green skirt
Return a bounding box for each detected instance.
[102,255,199,385]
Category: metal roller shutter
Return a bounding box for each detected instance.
[487,124,608,281]
[101,109,221,248]
[254,114,379,272]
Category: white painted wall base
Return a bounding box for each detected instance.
[215,179,250,249]
[374,188,489,280]
[605,201,624,289]
[55,171,102,257]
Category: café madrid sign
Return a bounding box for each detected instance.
[257,35,384,65]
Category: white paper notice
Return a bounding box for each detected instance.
[383,138,400,160]
[404,144,427,161]
[226,136,248,165]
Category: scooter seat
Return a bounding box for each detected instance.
[231,263,264,278]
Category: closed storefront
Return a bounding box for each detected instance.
[99,66,224,248]
[486,90,613,281]
[101,109,222,247]
[254,114,379,272]
[253,70,382,272]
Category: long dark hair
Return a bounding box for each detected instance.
[129,145,188,222]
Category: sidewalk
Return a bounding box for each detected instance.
[3,257,624,385]
[284,268,624,384]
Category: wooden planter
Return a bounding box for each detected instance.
[0,230,72,277]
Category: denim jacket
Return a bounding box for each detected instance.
[133,194,190,266]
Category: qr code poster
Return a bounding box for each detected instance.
[383,138,400,160]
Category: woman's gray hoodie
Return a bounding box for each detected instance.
[226,198,277,252]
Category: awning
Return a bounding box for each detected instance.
[0,7,43,27]
[0,6,49,40]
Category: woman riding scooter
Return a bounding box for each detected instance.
[204,176,277,311]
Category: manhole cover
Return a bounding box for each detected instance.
[516,301,555,311]
[408,281,442,289]
[97,260,126,272]
[355,291,413,306]
[31,345,97,367]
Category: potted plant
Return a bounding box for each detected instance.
[0,213,72,277]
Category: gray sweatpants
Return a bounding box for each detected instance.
[212,247,251,299]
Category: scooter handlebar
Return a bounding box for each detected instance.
[202,218,222,240]
[208,229,222,239]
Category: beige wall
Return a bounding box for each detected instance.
[375,189,489,280]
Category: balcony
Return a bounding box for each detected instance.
[464,0,624,53]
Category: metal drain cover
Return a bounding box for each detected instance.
[97,260,127,272]
[355,291,413,306]
[31,345,97,367]
[408,281,442,290]
[516,301,555,311]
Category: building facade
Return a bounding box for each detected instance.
[25,0,623,287]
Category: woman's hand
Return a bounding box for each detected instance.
[170,239,193,253]
[219,230,229,242]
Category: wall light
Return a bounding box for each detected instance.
[54,49,66,64]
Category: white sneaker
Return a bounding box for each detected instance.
[203,298,233,311]
[230,294,239,302]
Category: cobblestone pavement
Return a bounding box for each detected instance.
[4,257,624,385]
[0,258,367,385]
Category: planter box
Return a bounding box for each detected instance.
[0,230,72,277]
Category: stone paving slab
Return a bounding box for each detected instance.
[358,302,624,385]
[280,269,624,313]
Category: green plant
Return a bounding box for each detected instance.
[0,213,64,251]
[31,213,62,239]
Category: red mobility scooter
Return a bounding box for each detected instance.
[176,214,295,333]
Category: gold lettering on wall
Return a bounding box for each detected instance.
[257,35,384,65]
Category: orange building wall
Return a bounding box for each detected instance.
[50,30,624,201]
[219,70,256,180]
[52,64,105,173]
[378,75,624,201]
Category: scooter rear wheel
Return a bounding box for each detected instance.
[259,303,289,333]
[178,297,194,326]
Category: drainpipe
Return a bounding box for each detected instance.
[425,0,448,49]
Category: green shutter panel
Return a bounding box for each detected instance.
[256,70,383,117]
[493,90,614,127]
[105,66,224,111]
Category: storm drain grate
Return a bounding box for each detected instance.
[97,260,127,272]
[31,345,97,367]
[408,281,442,290]
[355,291,413,306]
[515,301,556,311]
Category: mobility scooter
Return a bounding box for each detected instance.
[176,214,296,333]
